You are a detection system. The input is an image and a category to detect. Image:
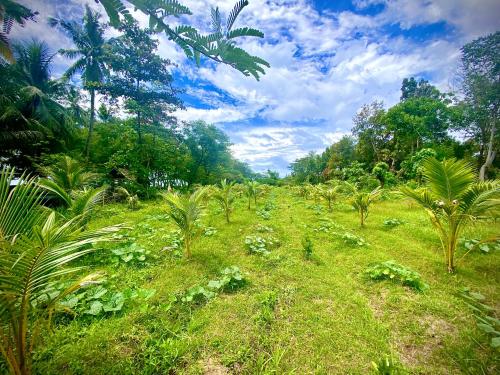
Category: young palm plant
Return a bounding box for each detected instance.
[42,155,96,193]
[212,179,236,223]
[318,184,341,212]
[244,180,259,209]
[346,183,381,227]
[401,158,499,273]
[165,187,208,258]
[0,166,121,375]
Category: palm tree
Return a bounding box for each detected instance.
[212,179,236,223]
[318,184,341,212]
[165,187,208,258]
[41,155,96,193]
[51,5,107,158]
[0,0,37,63]
[345,183,381,227]
[244,180,259,209]
[0,40,70,149]
[401,158,499,273]
[0,166,121,375]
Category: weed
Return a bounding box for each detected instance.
[383,218,404,228]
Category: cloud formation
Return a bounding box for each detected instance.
[12,0,500,174]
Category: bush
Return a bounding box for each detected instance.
[365,261,428,292]
[302,235,314,259]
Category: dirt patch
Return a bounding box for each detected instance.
[396,315,458,371]
[367,288,389,319]
[202,358,230,375]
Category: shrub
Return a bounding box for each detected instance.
[365,261,428,292]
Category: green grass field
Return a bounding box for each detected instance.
[34,188,499,374]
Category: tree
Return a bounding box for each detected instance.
[318,184,341,212]
[0,40,70,169]
[244,180,259,209]
[41,155,96,193]
[324,136,356,177]
[0,0,37,62]
[165,187,208,258]
[95,0,269,80]
[212,179,236,223]
[106,20,181,145]
[351,101,389,166]
[346,183,381,227]
[372,162,390,187]
[460,32,499,180]
[401,158,499,273]
[51,5,108,158]
[183,120,232,185]
[400,77,442,101]
[0,166,121,375]
[289,152,324,184]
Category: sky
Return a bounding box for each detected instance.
[11,0,500,175]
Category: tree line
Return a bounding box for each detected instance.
[0,1,270,197]
[289,31,499,186]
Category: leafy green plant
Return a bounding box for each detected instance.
[211,179,236,223]
[161,230,183,258]
[165,187,208,258]
[302,235,314,259]
[459,288,499,348]
[401,158,500,272]
[203,226,217,236]
[254,224,274,233]
[180,266,246,304]
[0,166,121,375]
[244,235,280,256]
[383,218,404,228]
[313,218,344,233]
[365,261,429,292]
[459,237,500,254]
[111,243,150,266]
[339,232,367,246]
[256,291,279,327]
[256,208,271,220]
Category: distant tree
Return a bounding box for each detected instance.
[351,101,389,166]
[289,152,324,184]
[51,5,108,158]
[106,20,181,144]
[324,135,356,177]
[183,120,232,185]
[459,32,499,180]
[400,77,442,101]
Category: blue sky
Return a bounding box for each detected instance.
[12,0,500,175]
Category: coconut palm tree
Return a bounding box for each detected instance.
[212,179,236,223]
[401,158,499,273]
[41,155,96,193]
[50,5,108,158]
[0,166,121,375]
[4,40,69,141]
[345,182,381,227]
[165,187,208,258]
[244,180,259,209]
[318,184,341,212]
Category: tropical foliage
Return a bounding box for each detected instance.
[401,158,499,272]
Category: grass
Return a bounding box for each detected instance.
[33,188,499,374]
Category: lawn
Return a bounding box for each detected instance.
[34,188,499,374]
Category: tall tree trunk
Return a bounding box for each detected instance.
[479,120,496,181]
[84,89,95,159]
